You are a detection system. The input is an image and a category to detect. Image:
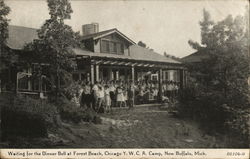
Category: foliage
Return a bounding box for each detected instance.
[63,81,81,100]
[0,0,10,45]
[0,0,17,71]
[56,97,100,124]
[182,8,250,147]
[1,95,59,140]
[187,8,250,106]
[164,52,181,61]
[179,85,249,147]
[24,0,80,98]
[138,41,147,48]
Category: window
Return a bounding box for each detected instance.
[116,43,124,54]
[101,40,109,52]
[18,76,29,90]
[110,42,115,53]
[31,78,39,91]
[101,40,124,54]
[114,43,117,52]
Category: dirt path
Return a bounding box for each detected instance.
[54,106,228,148]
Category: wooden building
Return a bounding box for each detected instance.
[1,24,187,99]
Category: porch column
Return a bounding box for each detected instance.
[158,68,163,101]
[108,68,113,81]
[28,67,32,91]
[180,69,184,90]
[87,73,90,82]
[96,65,99,82]
[184,70,187,88]
[116,70,119,80]
[131,66,135,83]
[91,64,94,84]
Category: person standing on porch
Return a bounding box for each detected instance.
[104,85,111,113]
[79,83,84,107]
[97,85,104,112]
[166,81,171,99]
[109,81,116,107]
[123,84,128,107]
[82,81,91,108]
[128,84,135,109]
[92,81,99,111]
[116,86,124,107]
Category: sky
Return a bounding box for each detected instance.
[5,0,249,58]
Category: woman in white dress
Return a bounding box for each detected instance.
[116,86,124,107]
[104,85,111,113]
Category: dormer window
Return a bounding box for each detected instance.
[101,40,110,52]
[101,39,124,54]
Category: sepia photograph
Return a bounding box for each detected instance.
[0,0,249,151]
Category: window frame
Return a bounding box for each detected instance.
[101,38,125,55]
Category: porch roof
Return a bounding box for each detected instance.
[73,45,181,65]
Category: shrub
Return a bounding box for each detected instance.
[179,82,250,147]
[1,95,58,140]
[57,97,101,124]
[62,81,81,100]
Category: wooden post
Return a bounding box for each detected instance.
[91,64,94,84]
[180,69,184,90]
[108,68,113,81]
[87,73,90,82]
[131,66,135,83]
[96,65,99,82]
[158,68,163,101]
[184,70,187,88]
[116,70,119,80]
[28,67,32,91]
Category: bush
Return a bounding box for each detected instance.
[179,82,250,147]
[57,97,101,124]
[62,81,81,100]
[1,95,58,140]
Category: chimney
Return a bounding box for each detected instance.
[82,23,99,35]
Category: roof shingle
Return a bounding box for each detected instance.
[6,25,181,64]
[7,25,38,50]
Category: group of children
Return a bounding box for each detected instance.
[72,80,180,113]
[78,81,135,113]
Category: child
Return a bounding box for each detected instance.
[116,86,124,107]
[123,85,128,107]
[71,93,80,107]
[104,85,111,113]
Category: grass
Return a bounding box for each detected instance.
[0,105,237,148]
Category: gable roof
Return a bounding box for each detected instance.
[181,50,210,63]
[129,45,180,64]
[74,45,181,64]
[6,25,38,50]
[6,25,181,64]
[81,28,136,45]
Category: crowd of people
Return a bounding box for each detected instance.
[71,80,181,113]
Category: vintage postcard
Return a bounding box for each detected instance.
[0,0,249,158]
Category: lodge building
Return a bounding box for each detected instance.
[1,23,187,101]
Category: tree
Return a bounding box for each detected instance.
[137,41,146,48]
[0,0,10,50]
[0,0,15,92]
[25,0,80,100]
[187,8,250,106]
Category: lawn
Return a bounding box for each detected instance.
[50,106,229,148]
[0,105,232,148]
